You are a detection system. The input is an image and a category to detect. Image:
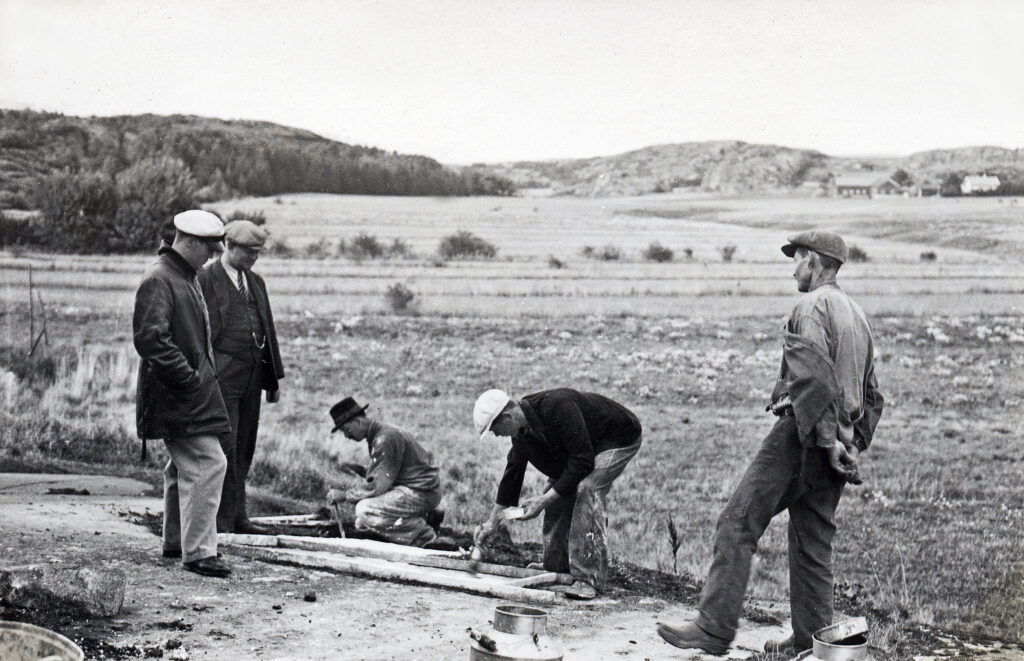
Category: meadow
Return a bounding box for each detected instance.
[1,192,1022,654]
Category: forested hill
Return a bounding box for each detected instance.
[0,109,512,209]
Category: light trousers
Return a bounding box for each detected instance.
[163,434,228,563]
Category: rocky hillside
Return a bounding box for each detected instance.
[478,141,1024,197]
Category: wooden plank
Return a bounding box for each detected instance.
[223,544,562,606]
[505,572,560,588]
[275,535,562,580]
[249,514,329,525]
[218,533,279,547]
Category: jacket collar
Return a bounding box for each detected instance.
[158,243,198,277]
[519,398,547,445]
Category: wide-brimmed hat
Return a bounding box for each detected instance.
[329,397,369,432]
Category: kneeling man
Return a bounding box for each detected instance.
[473,388,642,600]
[326,397,442,547]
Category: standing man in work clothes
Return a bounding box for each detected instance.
[473,388,643,600]
[199,220,284,535]
[657,230,884,656]
[326,397,443,547]
[134,210,232,578]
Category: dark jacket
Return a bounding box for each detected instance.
[133,245,231,440]
[198,259,284,393]
[496,388,642,507]
[349,421,441,500]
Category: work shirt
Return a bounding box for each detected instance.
[350,421,441,500]
[771,280,877,450]
[496,388,642,507]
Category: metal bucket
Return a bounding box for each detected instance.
[794,617,871,661]
[0,621,84,661]
[469,604,563,661]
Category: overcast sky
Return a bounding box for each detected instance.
[2,0,1023,163]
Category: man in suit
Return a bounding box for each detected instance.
[134,209,232,577]
[199,220,285,535]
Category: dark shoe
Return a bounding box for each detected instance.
[162,548,181,559]
[564,580,597,600]
[425,508,445,533]
[234,520,271,535]
[183,556,232,578]
[764,635,809,656]
[656,621,729,656]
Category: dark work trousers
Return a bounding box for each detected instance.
[215,354,262,532]
[695,417,844,648]
[541,436,642,592]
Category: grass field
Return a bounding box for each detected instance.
[1,192,1022,655]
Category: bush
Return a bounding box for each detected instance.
[114,156,200,251]
[581,246,595,258]
[718,244,738,262]
[547,254,566,269]
[582,244,621,261]
[36,170,119,253]
[437,231,497,259]
[848,244,870,263]
[387,238,412,259]
[0,212,45,248]
[920,250,937,262]
[344,232,385,260]
[385,282,417,313]
[682,247,694,260]
[265,237,295,258]
[303,238,335,260]
[643,241,674,263]
[227,209,268,225]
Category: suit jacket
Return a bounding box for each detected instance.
[198,259,285,394]
[133,245,231,439]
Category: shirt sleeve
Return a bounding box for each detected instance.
[496,446,528,507]
[363,433,402,497]
[546,397,596,497]
[792,310,837,448]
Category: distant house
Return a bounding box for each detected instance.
[832,173,902,198]
[960,175,1000,195]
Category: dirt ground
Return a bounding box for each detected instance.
[2,473,1021,661]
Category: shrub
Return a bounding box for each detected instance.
[303,238,335,260]
[36,170,119,253]
[437,231,497,259]
[227,209,268,225]
[920,250,937,262]
[385,282,416,313]
[113,156,200,251]
[387,238,412,259]
[345,232,385,260]
[848,244,870,263]
[718,244,738,262]
[643,241,674,263]
[265,237,295,258]
[581,246,595,258]
[0,212,45,248]
[583,244,621,261]
[682,247,694,260]
[547,254,566,269]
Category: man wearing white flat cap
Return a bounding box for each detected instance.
[133,209,233,578]
[472,388,642,600]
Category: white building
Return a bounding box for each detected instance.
[961,175,1000,195]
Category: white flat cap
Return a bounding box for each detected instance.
[473,389,511,437]
[173,210,225,239]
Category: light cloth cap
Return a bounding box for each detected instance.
[474,389,511,437]
[225,220,268,248]
[781,229,849,264]
[173,210,224,239]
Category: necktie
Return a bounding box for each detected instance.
[237,270,250,301]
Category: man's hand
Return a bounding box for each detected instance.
[520,491,560,520]
[827,441,862,484]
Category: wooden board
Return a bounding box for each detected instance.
[223,544,562,605]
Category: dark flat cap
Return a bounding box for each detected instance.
[781,229,848,264]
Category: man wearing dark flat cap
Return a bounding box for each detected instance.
[326,398,443,547]
[199,219,284,535]
[134,209,233,578]
[657,229,884,656]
